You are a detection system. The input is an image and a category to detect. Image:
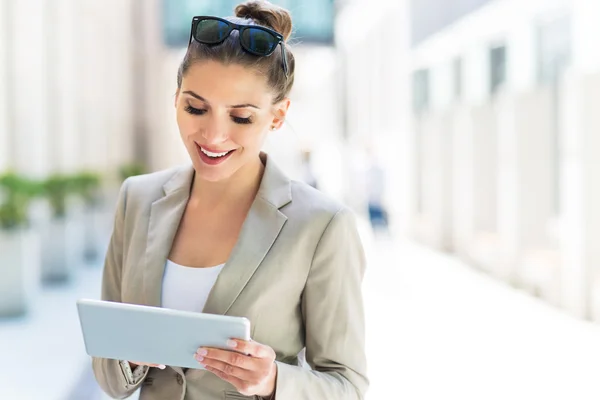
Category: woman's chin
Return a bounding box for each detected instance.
[194,168,233,183]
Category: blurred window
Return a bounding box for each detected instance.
[162,0,335,48]
[489,45,506,95]
[536,15,571,216]
[453,57,463,100]
[536,16,571,84]
[412,69,430,113]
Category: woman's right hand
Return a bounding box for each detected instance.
[128,361,166,370]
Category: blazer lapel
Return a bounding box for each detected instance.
[202,197,287,316]
[203,153,292,316]
[143,166,194,308]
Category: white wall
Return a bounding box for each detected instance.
[11,0,50,177]
[0,0,10,171]
[408,0,600,319]
[411,0,571,107]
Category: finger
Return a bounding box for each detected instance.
[227,339,275,359]
[204,365,248,392]
[199,357,255,381]
[196,348,253,371]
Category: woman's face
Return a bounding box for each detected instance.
[175,60,289,183]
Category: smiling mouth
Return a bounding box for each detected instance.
[195,143,236,165]
[199,146,233,158]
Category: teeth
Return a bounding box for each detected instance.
[200,147,230,158]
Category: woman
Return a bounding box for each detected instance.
[92,1,368,399]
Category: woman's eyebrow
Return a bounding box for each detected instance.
[182,90,260,109]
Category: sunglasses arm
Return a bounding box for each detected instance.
[188,21,195,47]
[280,44,289,78]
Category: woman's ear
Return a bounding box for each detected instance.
[271,98,291,130]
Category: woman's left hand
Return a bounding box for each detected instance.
[196,339,277,398]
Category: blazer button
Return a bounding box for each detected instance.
[176,374,184,385]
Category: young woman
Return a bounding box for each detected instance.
[92,2,368,399]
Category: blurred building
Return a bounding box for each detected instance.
[407,0,600,320]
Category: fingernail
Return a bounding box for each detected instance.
[195,355,204,362]
[227,340,237,348]
[158,364,166,370]
[197,349,208,356]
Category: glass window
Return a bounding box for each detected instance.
[536,15,571,216]
[453,57,462,100]
[162,0,335,48]
[536,16,571,84]
[412,69,430,113]
[489,45,506,95]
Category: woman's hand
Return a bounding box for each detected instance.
[195,339,277,398]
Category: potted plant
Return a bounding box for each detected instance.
[119,162,147,182]
[0,172,42,317]
[39,174,85,283]
[71,172,106,262]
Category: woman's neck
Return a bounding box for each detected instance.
[189,157,265,210]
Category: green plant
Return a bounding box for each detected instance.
[0,172,42,230]
[119,163,147,182]
[43,175,75,219]
[71,172,102,208]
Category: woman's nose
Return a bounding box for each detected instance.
[201,116,229,143]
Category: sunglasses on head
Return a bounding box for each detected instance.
[188,16,289,78]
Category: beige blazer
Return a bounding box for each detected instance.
[92,153,368,400]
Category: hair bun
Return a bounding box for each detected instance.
[235,0,293,42]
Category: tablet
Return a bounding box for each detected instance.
[76,299,251,370]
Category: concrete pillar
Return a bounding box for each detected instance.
[78,0,110,172]
[472,104,498,234]
[47,0,80,173]
[451,103,498,258]
[559,0,600,319]
[104,0,134,170]
[451,105,476,256]
[11,0,50,177]
[495,89,556,284]
[0,0,11,171]
[453,103,500,270]
[560,71,600,320]
[416,111,453,251]
[77,0,136,175]
[138,0,173,173]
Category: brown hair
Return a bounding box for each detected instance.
[177,0,295,103]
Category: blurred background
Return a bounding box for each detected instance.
[1,0,600,399]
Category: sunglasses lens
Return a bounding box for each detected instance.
[195,19,231,44]
[241,28,278,55]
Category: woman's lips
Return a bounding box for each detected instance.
[195,143,235,166]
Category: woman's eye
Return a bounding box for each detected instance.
[185,105,206,116]
[231,116,253,125]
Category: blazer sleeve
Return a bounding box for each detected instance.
[274,208,369,399]
[91,179,150,399]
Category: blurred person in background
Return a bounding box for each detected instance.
[365,147,388,232]
[91,1,368,400]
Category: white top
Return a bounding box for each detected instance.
[161,259,225,313]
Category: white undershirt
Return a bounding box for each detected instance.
[161,259,225,313]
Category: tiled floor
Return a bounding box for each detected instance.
[0,263,104,400]
[3,226,600,400]
[364,235,600,400]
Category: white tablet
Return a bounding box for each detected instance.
[76,299,251,370]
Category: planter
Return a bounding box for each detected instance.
[0,229,41,317]
[83,207,112,263]
[41,214,86,283]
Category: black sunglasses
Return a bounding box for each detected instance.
[188,16,289,78]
